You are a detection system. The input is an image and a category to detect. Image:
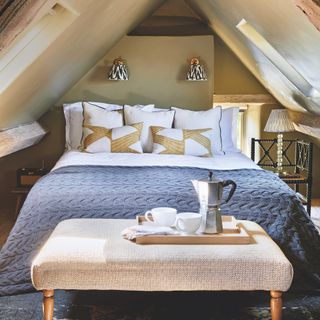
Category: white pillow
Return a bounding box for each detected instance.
[64,101,122,150]
[124,104,155,111]
[124,106,175,152]
[220,107,240,153]
[124,105,170,112]
[83,102,123,128]
[172,107,222,154]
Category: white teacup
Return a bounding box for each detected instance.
[145,207,177,227]
[175,212,202,234]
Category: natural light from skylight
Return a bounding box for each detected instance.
[236,18,320,99]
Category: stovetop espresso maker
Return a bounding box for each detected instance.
[192,172,237,234]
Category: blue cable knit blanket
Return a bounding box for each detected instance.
[0,166,319,295]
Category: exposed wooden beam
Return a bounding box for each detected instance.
[0,122,48,158]
[295,0,320,32]
[0,0,49,53]
[213,94,277,105]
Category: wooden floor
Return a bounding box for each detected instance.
[0,200,319,248]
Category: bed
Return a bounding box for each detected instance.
[0,151,319,296]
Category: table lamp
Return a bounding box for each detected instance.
[264,109,295,175]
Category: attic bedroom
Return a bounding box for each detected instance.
[0,0,320,319]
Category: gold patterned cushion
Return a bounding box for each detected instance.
[82,123,143,154]
[151,126,212,157]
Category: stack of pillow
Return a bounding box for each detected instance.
[63,102,240,157]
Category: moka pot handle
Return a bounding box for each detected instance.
[222,180,237,204]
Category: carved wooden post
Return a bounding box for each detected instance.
[270,291,283,320]
[43,290,54,320]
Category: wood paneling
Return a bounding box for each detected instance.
[213,94,277,105]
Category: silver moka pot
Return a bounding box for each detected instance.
[192,172,237,234]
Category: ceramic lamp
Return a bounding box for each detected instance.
[264,109,295,174]
[108,58,129,80]
[186,57,207,81]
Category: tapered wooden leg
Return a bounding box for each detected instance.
[270,291,282,320]
[43,290,54,320]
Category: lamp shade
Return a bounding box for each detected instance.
[264,109,295,133]
[186,57,207,81]
[108,58,129,80]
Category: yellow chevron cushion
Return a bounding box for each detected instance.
[82,123,143,153]
[151,126,212,157]
[82,102,143,153]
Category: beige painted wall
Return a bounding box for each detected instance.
[214,36,267,95]
[61,36,214,109]
[2,35,307,212]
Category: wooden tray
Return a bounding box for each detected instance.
[135,215,251,245]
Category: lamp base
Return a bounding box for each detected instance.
[276,133,283,175]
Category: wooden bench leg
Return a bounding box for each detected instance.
[270,291,282,320]
[43,290,54,320]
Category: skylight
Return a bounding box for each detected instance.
[236,19,320,99]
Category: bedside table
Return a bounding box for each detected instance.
[11,187,32,219]
[251,139,313,214]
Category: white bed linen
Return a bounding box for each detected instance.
[52,151,261,171]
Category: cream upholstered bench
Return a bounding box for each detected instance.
[31,219,293,320]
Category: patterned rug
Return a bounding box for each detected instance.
[0,290,319,320]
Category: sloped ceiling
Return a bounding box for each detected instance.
[129,0,212,36]
[0,0,164,130]
[187,0,320,116]
[1,0,320,136]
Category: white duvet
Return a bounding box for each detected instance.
[52,151,261,171]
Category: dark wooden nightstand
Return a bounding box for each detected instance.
[251,139,313,214]
[11,187,31,219]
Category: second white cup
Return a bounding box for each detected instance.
[175,212,202,234]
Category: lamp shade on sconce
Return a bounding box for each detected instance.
[264,109,295,133]
[108,58,129,80]
[186,57,207,81]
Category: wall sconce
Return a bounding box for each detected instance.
[108,57,129,81]
[186,57,207,81]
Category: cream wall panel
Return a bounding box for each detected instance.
[61,36,214,109]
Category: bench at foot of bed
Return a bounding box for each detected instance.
[32,219,293,320]
[42,289,283,320]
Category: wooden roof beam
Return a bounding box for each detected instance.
[0,122,47,158]
[295,0,320,32]
[213,94,277,105]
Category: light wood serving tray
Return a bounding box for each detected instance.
[135,215,251,245]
